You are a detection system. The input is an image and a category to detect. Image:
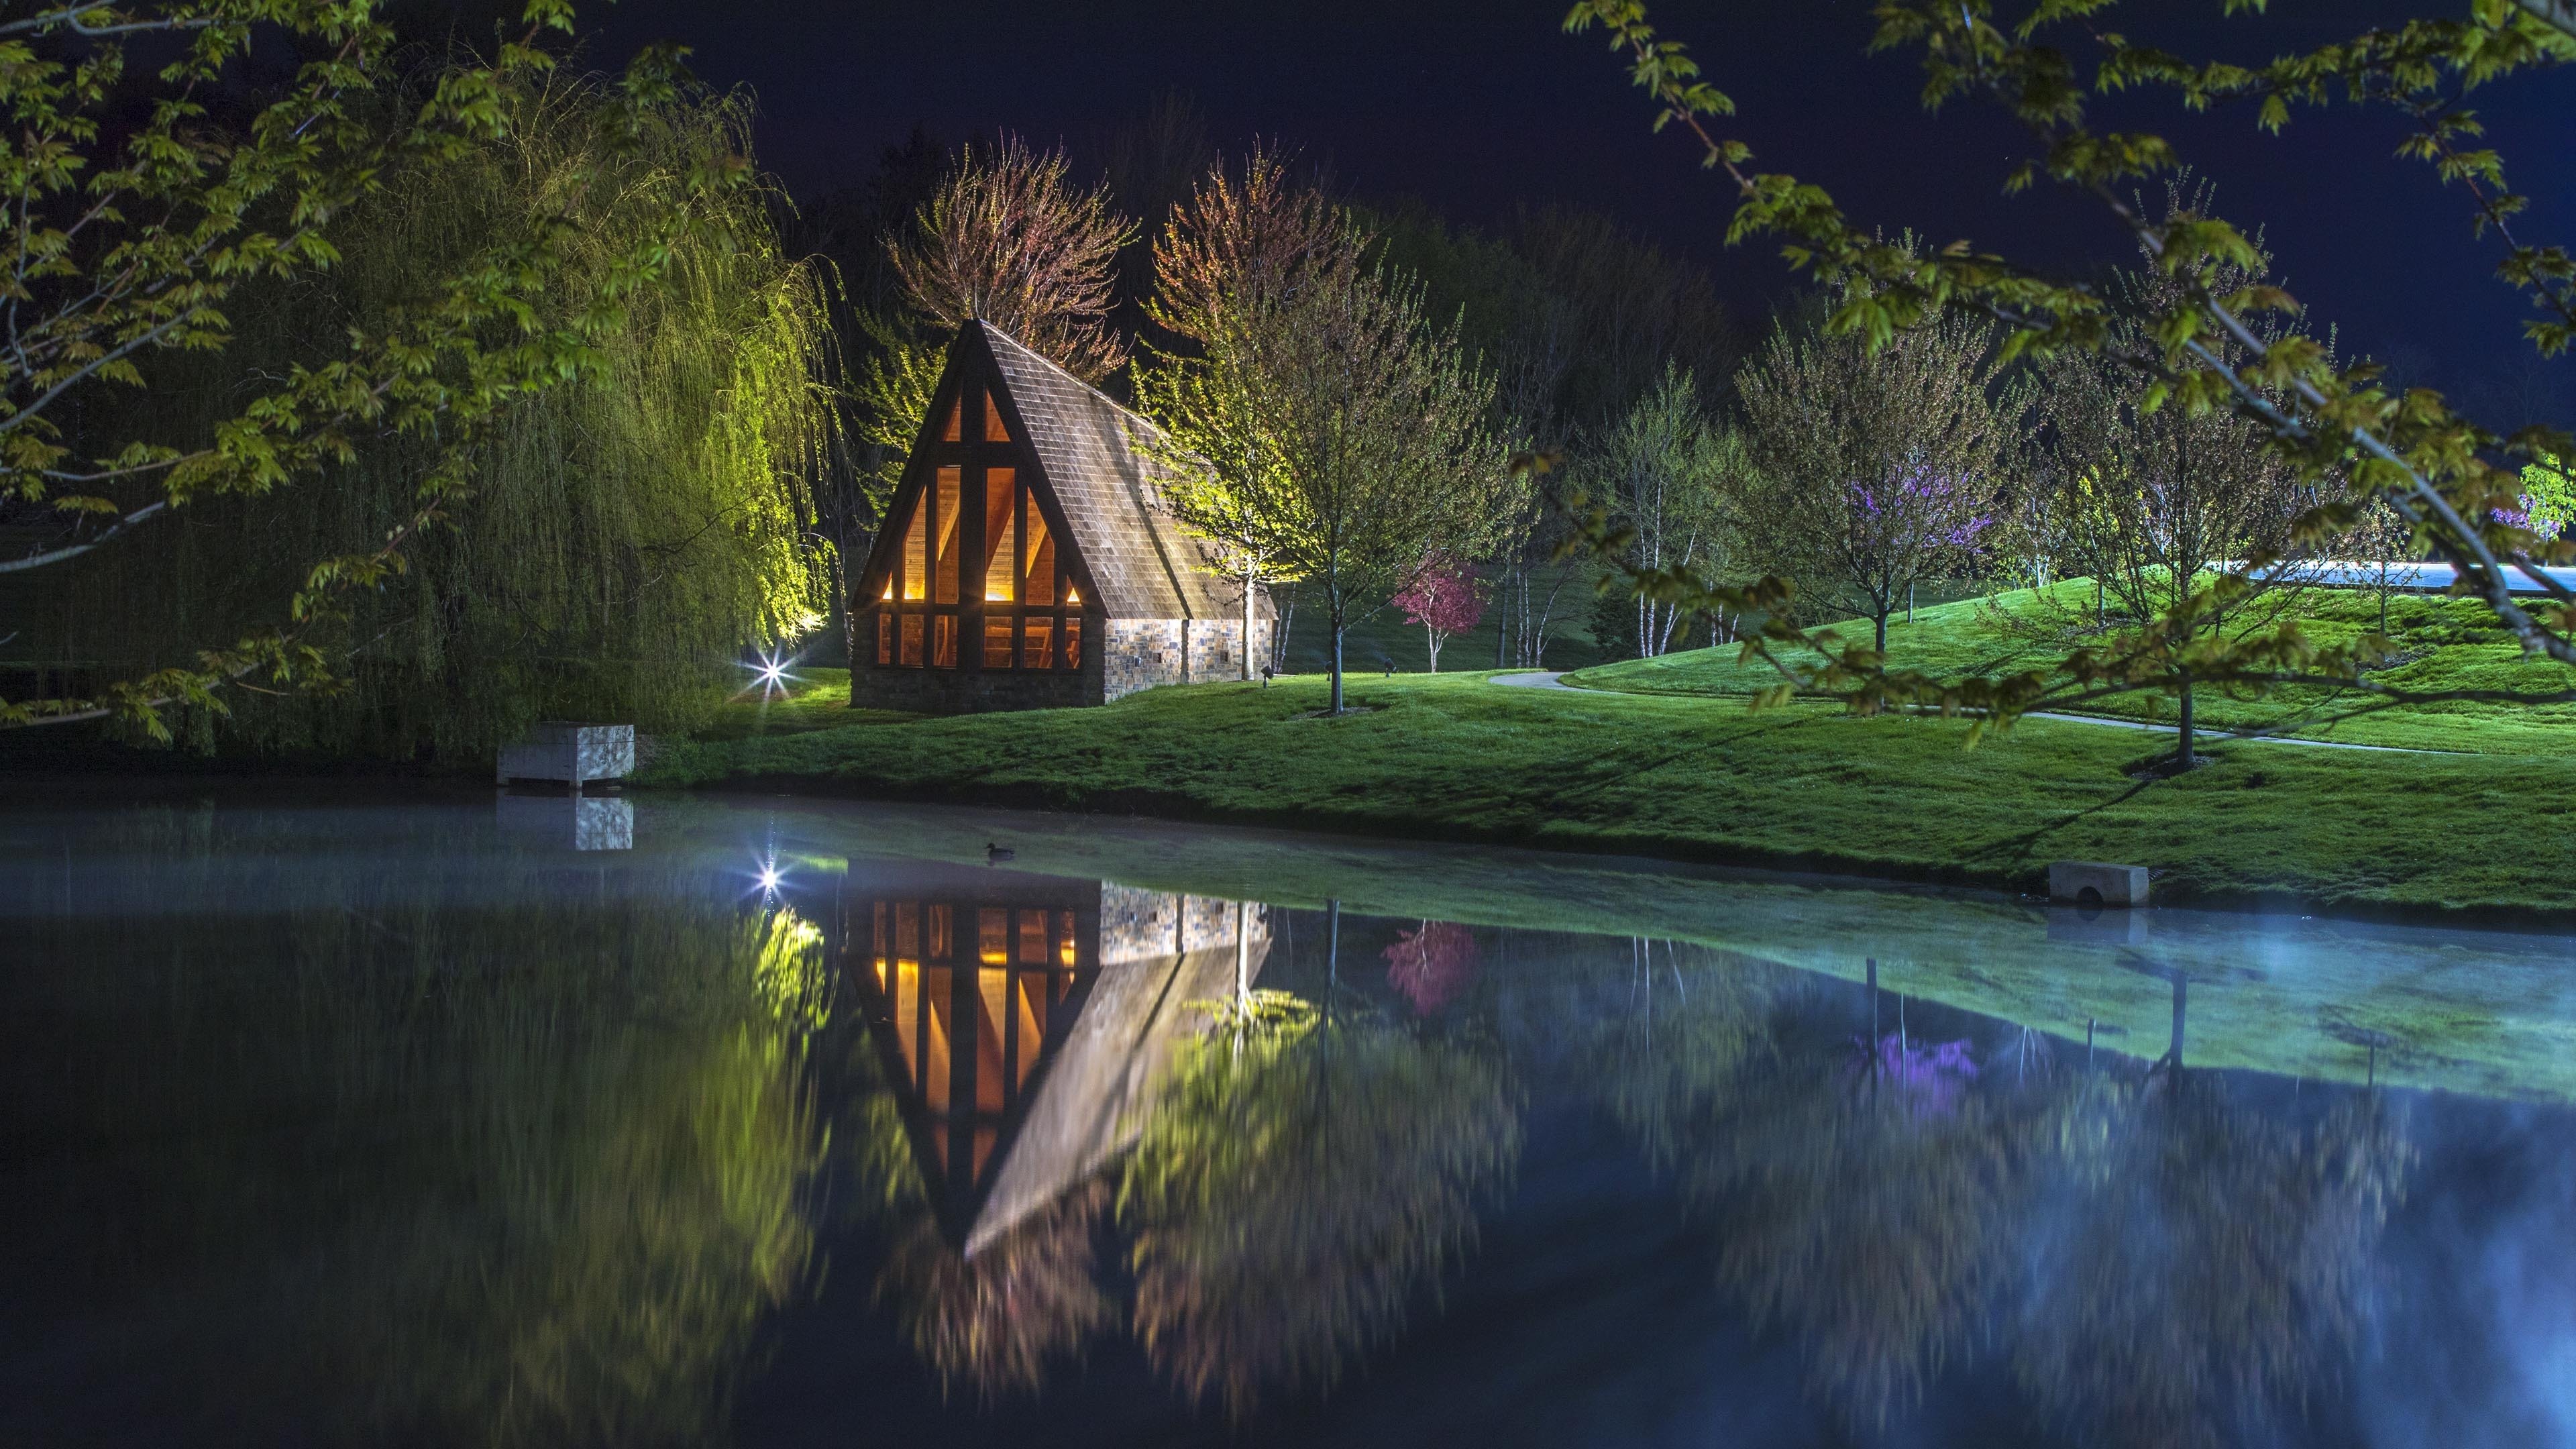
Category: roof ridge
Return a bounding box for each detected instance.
[971,320,1167,445]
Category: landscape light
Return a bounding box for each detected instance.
[742,648,799,700]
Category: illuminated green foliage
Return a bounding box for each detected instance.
[30,77,841,758]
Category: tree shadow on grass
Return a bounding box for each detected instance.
[1958,771,2163,873]
[1505,713,1831,816]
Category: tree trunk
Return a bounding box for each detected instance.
[1425,623,1441,673]
[1330,615,1346,714]
[2176,676,2196,768]
[1242,560,1254,681]
[1873,608,1889,655]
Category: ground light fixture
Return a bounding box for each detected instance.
[741,648,800,701]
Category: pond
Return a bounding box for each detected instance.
[4,783,2573,1446]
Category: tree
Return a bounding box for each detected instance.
[1138,156,1500,712]
[0,2,737,737]
[2036,226,2314,769]
[1132,148,1345,678]
[1735,312,2007,655]
[21,78,838,759]
[1589,362,1739,657]
[886,133,1136,385]
[1560,3,2576,744]
[1389,552,1484,673]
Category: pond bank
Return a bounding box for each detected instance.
[637,673,2576,922]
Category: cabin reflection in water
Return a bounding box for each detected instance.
[842,865,1269,1256]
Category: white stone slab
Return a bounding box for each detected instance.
[495,722,634,789]
[2047,861,2149,908]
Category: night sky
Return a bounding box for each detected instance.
[580,0,2576,420]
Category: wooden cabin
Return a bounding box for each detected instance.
[850,321,1273,713]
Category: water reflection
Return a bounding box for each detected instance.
[1,802,828,1445]
[0,794,2555,1445]
[837,864,1519,1416]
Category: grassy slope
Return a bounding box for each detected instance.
[1568,580,2576,755]
[645,671,2576,916]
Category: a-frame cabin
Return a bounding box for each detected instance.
[851,321,1273,713]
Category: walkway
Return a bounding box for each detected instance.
[1486,671,2448,753]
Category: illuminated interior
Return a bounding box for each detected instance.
[871,380,1087,674]
[858,894,1087,1197]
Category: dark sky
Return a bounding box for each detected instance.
[581,0,2576,417]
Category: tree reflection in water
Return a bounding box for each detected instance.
[2012,1073,2412,1449]
[1578,945,2416,1440]
[3,808,832,1446]
[1121,990,1520,1417]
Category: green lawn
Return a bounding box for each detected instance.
[690,667,915,741]
[1568,580,2576,755]
[648,669,2576,917]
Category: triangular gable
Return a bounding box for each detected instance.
[855,322,1265,623]
[853,329,1098,616]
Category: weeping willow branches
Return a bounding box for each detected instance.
[25,75,843,758]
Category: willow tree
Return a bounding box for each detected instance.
[28,78,840,759]
[0,3,737,737]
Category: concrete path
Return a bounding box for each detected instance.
[1486,670,2449,753]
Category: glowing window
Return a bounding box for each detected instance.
[932,614,957,669]
[1022,494,1055,606]
[983,617,1014,669]
[1018,910,1049,964]
[933,467,962,604]
[895,902,920,959]
[983,390,1011,442]
[1063,617,1081,668]
[900,493,926,601]
[1057,911,1077,967]
[900,614,924,667]
[873,902,888,957]
[1022,617,1053,669]
[978,908,1009,965]
[1065,582,1080,605]
[983,468,1016,603]
[875,612,891,665]
[928,904,953,960]
[941,392,961,442]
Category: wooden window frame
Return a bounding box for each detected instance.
[869,366,1095,675]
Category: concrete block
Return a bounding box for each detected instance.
[2048,861,2149,908]
[496,722,634,790]
[495,792,633,851]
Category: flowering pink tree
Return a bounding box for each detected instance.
[1390,552,1485,673]
[1383,921,1478,1014]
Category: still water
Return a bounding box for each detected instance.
[4,783,2574,1447]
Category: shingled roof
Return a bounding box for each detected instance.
[971,321,1257,622]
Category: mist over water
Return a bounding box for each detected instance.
[3,786,2570,1447]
